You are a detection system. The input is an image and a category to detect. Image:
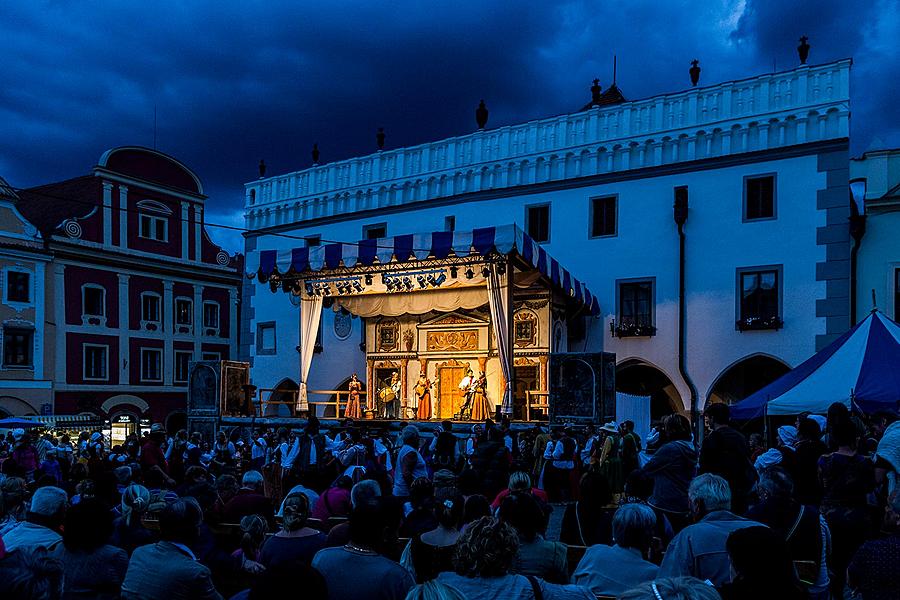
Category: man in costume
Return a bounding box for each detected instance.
[380,371,401,419]
[457,369,476,420]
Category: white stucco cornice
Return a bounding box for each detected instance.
[244,59,851,232]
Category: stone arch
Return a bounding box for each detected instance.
[266,378,299,417]
[616,358,684,419]
[0,395,39,417]
[101,395,150,415]
[704,353,791,408]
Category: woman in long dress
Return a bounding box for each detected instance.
[469,372,491,422]
[415,375,432,421]
[346,373,362,419]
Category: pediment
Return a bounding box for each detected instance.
[420,311,488,328]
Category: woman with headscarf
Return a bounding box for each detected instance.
[259,491,326,569]
[110,484,155,556]
[753,425,798,474]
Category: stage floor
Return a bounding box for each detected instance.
[219,415,547,434]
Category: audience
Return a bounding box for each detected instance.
[0,546,65,600]
[642,414,698,532]
[259,491,326,568]
[499,492,568,583]
[719,526,807,600]
[406,494,463,583]
[699,404,756,515]
[2,486,67,552]
[559,471,616,546]
[222,471,274,524]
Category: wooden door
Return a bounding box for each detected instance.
[438,367,466,419]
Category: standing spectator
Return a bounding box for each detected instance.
[499,492,568,584]
[620,420,642,479]
[595,422,624,494]
[430,421,461,472]
[700,403,756,515]
[792,416,827,506]
[658,474,763,586]
[260,491,326,569]
[847,489,900,600]
[580,424,600,467]
[394,426,429,501]
[642,414,698,532]
[140,424,174,488]
[541,427,577,502]
[11,430,38,481]
[212,431,238,478]
[572,503,659,597]
[249,430,267,472]
[312,500,415,600]
[121,498,222,600]
[719,526,807,600]
[2,486,67,553]
[51,497,129,600]
[39,448,63,486]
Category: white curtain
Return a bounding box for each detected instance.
[298,296,324,411]
[487,264,513,415]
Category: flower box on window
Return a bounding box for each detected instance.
[736,316,784,332]
[611,320,657,338]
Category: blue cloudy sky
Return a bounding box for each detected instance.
[2,0,897,252]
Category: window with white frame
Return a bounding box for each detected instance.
[82,285,106,317]
[141,293,161,326]
[83,344,108,380]
[203,301,220,331]
[140,348,162,382]
[175,298,193,331]
[139,214,168,242]
[2,326,34,368]
[5,269,32,304]
[174,351,192,383]
[257,322,276,355]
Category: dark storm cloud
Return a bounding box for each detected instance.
[1,1,897,251]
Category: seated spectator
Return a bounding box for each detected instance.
[847,488,900,600]
[223,471,274,525]
[259,491,326,569]
[0,477,27,537]
[110,484,155,556]
[499,492,567,583]
[406,495,463,583]
[747,467,828,598]
[460,494,490,532]
[325,479,381,548]
[658,474,763,586]
[232,514,267,575]
[0,546,64,600]
[403,579,467,600]
[312,500,415,600]
[435,516,593,599]
[177,466,217,510]
[2,486,67,552]
[229,560,327,600]
[121,498,222,600]
[572,503,658,597]
[401,478,439,538]
[719,526,807,600]
[618,576,721,600]
[490,471,549,511]
[619,469,674,560]
[560,471,616,546]
[208,475,240,525]
[51,497,128,600]
[311,475,352,521]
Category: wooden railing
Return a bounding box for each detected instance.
[254,388,367,418]
[525,390,550,422]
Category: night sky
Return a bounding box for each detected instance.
[2,1,897,252]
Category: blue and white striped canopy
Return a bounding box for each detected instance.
[731,310,900,418]
[246,224,600,315]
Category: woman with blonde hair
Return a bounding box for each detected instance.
[259,491,326,569]
[110,483,155,555]
[405,579,467,600]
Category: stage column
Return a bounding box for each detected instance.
[366,359,375,411]
[400,358,409,418]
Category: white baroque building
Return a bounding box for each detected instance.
[242,58,852,418]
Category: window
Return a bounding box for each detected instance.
[744,175,776,221]
[174,351,192,383]
[140,348,162,382]
[139,214,168,241]
[175,298,193,326]
[203,302,220,330]
[257,322,276,355]
[363,223,387,240]
[201,352,221,361]
[526,204,550,243]
[2,327,33,368]
[590,196,617,238]
[444,216,456,232]
[305,235,321,247]
[5,271,31,303]
[614,280,656,337]
[83,344,108,380]
[141,293,161,324]
[737,267,783,330]
[82,285,105,317]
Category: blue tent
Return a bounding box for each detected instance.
[731,310,900,419]
[0,417,44,429]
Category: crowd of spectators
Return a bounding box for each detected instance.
[0,405,898,600]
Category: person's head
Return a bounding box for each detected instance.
[624,420,635,433]
[870,411,899,439]
[306,414,321,435]
[623,469,654,501]
[579,471,613,506]
[453,516,519,578]
[462,494,490,526]
[618,577,721,600]
[441,420,453,433]
[748,433,764,451]
[27,486,67,532]
[613,503,657,554]
[121,484,150,527]
[757,467,794,505]
[241,470,264,492]
[688,473,731,520]
[349,499,388,549]
[498,492,545,542]
[796,416,821,441]
[704,403,730,429]
[217,430,226,443]
[159,498,203,546]
[62,497,113,553]
[664,413,692,441]
[401,425,420,446]
[507,471,532,493]
[350,479,382,508]
[216,474,240,502]
[727,526,799,588]
[282,492,311,532]
[410,477,434,509]
[184,466,208,485]
[333,475,353,491]
[0,477,27,520]
[827,402,850,429]
[434,495,464,531]
[0,547,64,600]
[113,466,132,487]
[776,425,798,448]
[240,514,268,555]
[831,417,858,450]
[404,580,468,600]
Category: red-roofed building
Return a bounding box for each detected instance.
[15,147,242,439]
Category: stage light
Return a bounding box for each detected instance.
[496,262,506,276]
[449,266,458,278]
[353,281,364,293]
[433,273,447,287]
[482,267,490,278]
[417,275,428,289]
[465,268,474,280]
[305,283,314,296]
[365,274,373,286]
[404,277,414,290]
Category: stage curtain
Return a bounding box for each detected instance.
[487,264,514,415]
[299,295,324,410]
[336,286,487,317]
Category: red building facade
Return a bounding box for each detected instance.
[19,147,241,435]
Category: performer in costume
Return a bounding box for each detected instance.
[415,374,433,420]
[457,369,475,420]
[470,371,491,421]
[346,373,362,419]
[380,371,401,419]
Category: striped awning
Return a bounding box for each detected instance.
[25,415,104,428]
[246,224,600,315]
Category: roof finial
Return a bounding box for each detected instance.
[258,159,266,178]
[376,127,385,151]
[689,59,701,86]
[475,100,489,130]
[798,35,810,65]
[312,143,320,166]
